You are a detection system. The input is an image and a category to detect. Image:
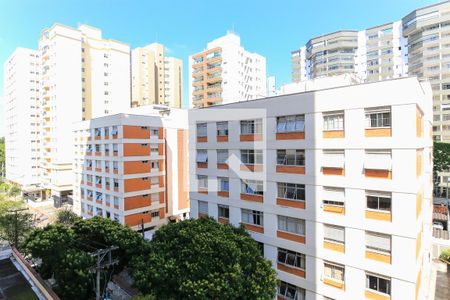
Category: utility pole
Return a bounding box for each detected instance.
[89,246,119,300]
[7,208,28,247]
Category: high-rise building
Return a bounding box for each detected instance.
[266,75,277,97]
[131,43,183,108]
[3,48,41,194]
[291,1,450,142]
[72,106,189,232]
[38,23,130,204]
[189,32,267,108]
[189,77,433,300]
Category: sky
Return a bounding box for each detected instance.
[0,0,440,136]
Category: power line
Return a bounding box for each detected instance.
[89,246,119,300]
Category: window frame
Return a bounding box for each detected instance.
[277,182,305,201]
[240,119,262,135]
[197,123,207,137]
[365,107,391,128]
[365,231,391,255]
[216,121,229,136]
[241,179,264,195]
[278,215,306,236]
[241,149,263,165]
[323,111,344,131]
[241,209,263,226]
[277,248,306,270]
[324,262,345,282]
[366,191,391,212]
[276,115,305,133]
[277,149,305,166]
[323,224,345,245]
[366,273,391,296]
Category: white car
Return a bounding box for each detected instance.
[433,222,444,230]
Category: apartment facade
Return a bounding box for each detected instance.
[38,23,130,204]
[189,77,433,300]
[291,1,450,143]
[3,48,41,191]
[189,32,267,108]
[131,43,183,108]
[72,107,189,231]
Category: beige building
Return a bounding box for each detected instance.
[38,23,131,205]
[131,43,183,108]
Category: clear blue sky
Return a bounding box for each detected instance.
[0,0,439,135]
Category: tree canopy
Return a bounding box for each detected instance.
[130,217,277,300]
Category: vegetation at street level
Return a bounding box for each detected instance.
[0,137,4,178]
[433,141,450,195]
[440,248,450,263]
[55,208,82,226]
[23,217,148,300]
[130,217,278,300]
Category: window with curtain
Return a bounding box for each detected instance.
[277,149,305,166]
[278,216,305,235]
[277,182,305,201]
[241,149,263,164]
[217,149,228,163]
[198,201,208,215]
[365,107,391,128]
[277,115,305,132]
[241,209,263,226]
[323,111,344,130]
[322,187,345,207]
[324,262,345,282]
[197,123,207,137]
[241,180,264,195]
[277,248,306,269]
[217,177,229,192]
[366,232,391,254]
[278,281,305,300]
[216,121,228,136]
[240,119,262,134]
[196,149,208,163]
[324,224,345,244]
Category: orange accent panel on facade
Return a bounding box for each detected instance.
[197,162,208,169]
[416,106,423,138]
[158,127,164,139]
[365,290,390,300]
[218,191,229,198]
[324,241,345,253]
[123,143,150,156]
[323,130,345,138]
[125,213,151,227]
[243,223,264,233]
[323,278,345,290]
[197,136,207,143]
[123,125,150,139]
[365,250,391,264]
[240,164,263,172]
[217,135,228,142]
[416,192,423,219]
[198,189,208,195]
[277,263,305,278]
[323,205,345,214]
[124,161,150,174]
[277,231,305,244]
[416,150,423,177]
[159,192,165,204]
[365,210,392,222]
[240,193,263,202]
[158,144,164,155]
[416,269,422,300]
[177,130,190,210]
[365,169,392,179]
[240,134,263,141]
[276,132,305,140]
[365,128,391,137]
[276,198,305,209]
[124,195,151,210]
[218,217,229,224]
[323,167,345,176]
[276,165,305,174]
[217,163,228,169]
[124,178,150,193]
[159,208,165,218]
[416,231,422,259]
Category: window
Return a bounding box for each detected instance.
[324,225,345,244]
[324,262,345,282]
[151,177,159,186]
[218,177,229,192]
[113,179,119,189]
[241,180,264,195]
[113,196,119,207]
[197,123,207,137]
[277,183,305,201]
[218,205,229,219]
[323,187,345,207]
[151,144,159,155]
[366,191,391,212]
[365,150,391,170]
[277,149,304,166]
[365,107,391,128]
[198,175,208,189]
[95,144,100,152]
[278,281,305,300]
[366,273,391,295]
[366,232,391,254]
[196,150,208,163]
[151,211,160,218]
[217,121,228,136]
[277,115,304,132]
[95,176,102,184]
[113,144,118,153]
[278,216,305,235]
[104,144,110,154]
[241,149,263,164]
[198,201,208,215]
[241,209,263,226]
[240,119,262,134]
[323,111,344,130]
[95,192,102,201]
[322,150,345,169]
[217,149,228,163]
[111,126,118,135]
[151,161,159,170]
[104,127,109,137]
[277,248,305,269]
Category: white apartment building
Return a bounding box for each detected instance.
[291,1,450,143]
[3,48,41,193]
[189,32,267,108]
[189,77,433,300]
[38,23,130,205]
[72,106,189,232]
[131,43,183,108]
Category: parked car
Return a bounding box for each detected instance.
[433,222,444,230]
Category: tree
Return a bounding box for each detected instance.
[433,141,450,195]
[23,217,148,300]
[130,218,278,300]
[55,209,81,226]
[0,206,34,249]
[0,137,5,178]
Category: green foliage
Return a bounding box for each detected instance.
[130,218,277,300]
[434,142,450,174]
[0,208,33,248]
[440,248,450,262]
[0,137,4,177]
[55,209,82,226]
[23,217,147,300]
[8,184,21,197]
[0,196,23,215]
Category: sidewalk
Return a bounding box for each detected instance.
[429,259,450,300]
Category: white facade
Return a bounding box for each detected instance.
[3,48,41,187]
[189,32,267,108]
[189,77,433,300]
